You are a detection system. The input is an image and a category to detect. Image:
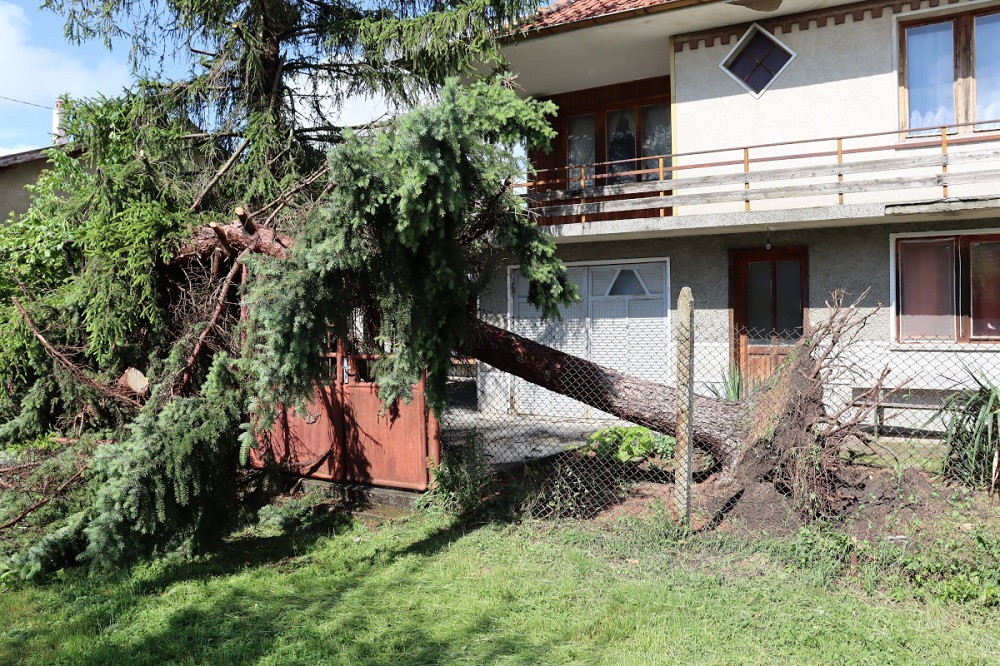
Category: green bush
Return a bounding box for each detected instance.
[940,371,1000,490]
[586,426,675,463]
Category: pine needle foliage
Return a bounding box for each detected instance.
[0,0,574,576]
[243,77,571,419]
[80,354,248,567]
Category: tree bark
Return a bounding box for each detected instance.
[174,221,293,263]
[177,221,751,472]
[463,319,748,471]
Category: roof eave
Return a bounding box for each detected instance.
[507,0,724,42]
[0,147,49,171]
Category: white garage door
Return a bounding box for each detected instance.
[510,261,669,418]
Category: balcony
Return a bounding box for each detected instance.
[524,120,1000,229]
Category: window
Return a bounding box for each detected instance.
[901,8,1000,135]
[606,269,648,296]
[607,109,637,185]
[895,234,1000,342]
[720,25,795,97]
[734,251,805,345]
[567,114,596,188]
[566,103,671,187]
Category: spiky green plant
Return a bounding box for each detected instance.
[707,365,747,402]
[940,371,1000,492]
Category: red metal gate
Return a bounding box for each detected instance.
[257,347,440,491]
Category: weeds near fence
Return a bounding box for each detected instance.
[421,432,493,516]
[586,426,675,464]
[256,489,345,535]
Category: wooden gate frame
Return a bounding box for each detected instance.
[255,342,441,491]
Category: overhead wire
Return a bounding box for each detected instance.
[0,95,54,110]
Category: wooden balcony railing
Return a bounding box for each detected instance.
[522,120,1000,225]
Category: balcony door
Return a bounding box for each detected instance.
[528,76,670,224]
[730,246,808,386]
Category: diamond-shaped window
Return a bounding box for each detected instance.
[720,25,796,97]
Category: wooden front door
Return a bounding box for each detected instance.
[730,246,808,386]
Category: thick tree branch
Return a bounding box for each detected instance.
[175,221,294,263]
[11,298,143,410]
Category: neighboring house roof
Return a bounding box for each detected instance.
[531,0,668,29]
[0,148,47,171]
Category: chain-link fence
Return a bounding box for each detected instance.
[441,291,1000,535]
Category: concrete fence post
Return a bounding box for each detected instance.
[674,287,694,526]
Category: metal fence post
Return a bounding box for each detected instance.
[674,287,694,526]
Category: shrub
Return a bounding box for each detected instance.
[586,426,675,463]
[422,432,492,516]
[257,490,343,534]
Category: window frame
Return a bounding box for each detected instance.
[892,231,1000,343]
[719,24,797,99]
[564,100,671,186]
[729,245,809,346]
[528,78,669,186]
[899,5,1000,136]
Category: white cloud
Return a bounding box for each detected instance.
[0,2,131,107]
[0,143,39,156]
[334,93,391,128]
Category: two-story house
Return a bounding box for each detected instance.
[477,0,1000,423]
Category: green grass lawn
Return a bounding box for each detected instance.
[1,510,998,666]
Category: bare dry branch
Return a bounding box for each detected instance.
[177,250,248,392]
[0,463,87,532]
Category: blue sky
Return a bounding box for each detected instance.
[0,0,133,155]
[0,1,395,157]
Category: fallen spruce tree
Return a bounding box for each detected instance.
[0,86,900,577]
[187,211,899,520]
[0,0,901,577]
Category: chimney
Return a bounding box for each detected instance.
[52,100,67,146]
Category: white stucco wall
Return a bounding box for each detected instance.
[671,0,1000,215]
[476,218,1000,419]
[675,15,897,156]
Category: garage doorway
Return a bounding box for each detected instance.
[508,259,670,418]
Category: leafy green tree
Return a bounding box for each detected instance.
[0,0,576,575]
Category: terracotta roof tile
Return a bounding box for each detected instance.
[528,0,671,30]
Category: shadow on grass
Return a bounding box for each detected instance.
[8,506,561,666]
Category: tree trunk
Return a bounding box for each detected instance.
[177,221,752,473]
[463,319,748,472]
[174,221,294,263]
